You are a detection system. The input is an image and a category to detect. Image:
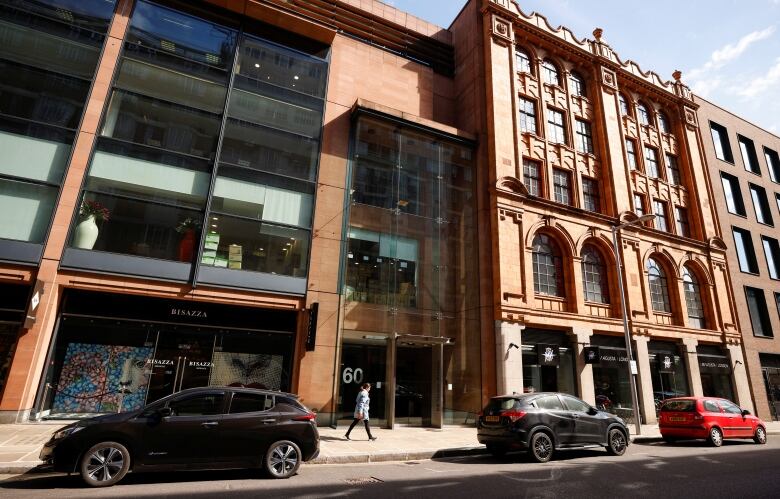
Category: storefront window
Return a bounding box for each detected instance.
[648,341,689,413]
[340,115,479,426]
[0,0,115,254]
[590,335,636,423]
[521,329,575,395]
[697,345,735,401]
[38,290,296,417]
[0,282,28,397]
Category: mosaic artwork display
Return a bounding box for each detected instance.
[209,352,284,390]
[52,343,153,414]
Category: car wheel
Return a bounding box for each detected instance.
[754,426,767,445]
[79,441,130,487]
[486,444,507,458]
[265,440,301,479]
[606,428,627,456]
[529,432,554,463]
[707,427,723,447]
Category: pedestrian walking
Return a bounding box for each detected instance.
[345,382,377,441]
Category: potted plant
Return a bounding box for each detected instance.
[73,199,110,250]
[176,217,201,262]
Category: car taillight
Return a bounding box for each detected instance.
[502,410,527,423]
[693,413,704,421]
[293,412,317,421]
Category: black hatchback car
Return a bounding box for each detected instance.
[39,387,319,487]
[477,392,629,462]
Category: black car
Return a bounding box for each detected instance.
[39,387,319,487]
[477,392,629,462]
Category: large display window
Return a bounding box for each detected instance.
[521,329,575,395]
[589,335,637,423]
[0,282,28,398]
[37,290,295,417]
[648,340,689,413]
[697,344,735,401]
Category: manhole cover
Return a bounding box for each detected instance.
[344,477,384,485]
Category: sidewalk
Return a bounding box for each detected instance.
[1,421,779,474]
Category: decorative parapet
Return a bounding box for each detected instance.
[485,0,692,99]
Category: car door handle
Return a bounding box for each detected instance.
[261,418,277,424]
[201,421,219,428]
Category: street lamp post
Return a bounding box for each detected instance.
[611,213,655,437]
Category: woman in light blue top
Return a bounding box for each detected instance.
[345,383,377,441]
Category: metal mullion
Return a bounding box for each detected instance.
[97,135,214,163]
[121,40,230,75]
[0,112,78,134]
[0,173,61,190]
[80,187,203,212]
[225,113,320,141]
[206,209,312,233]
[191,29,244,289]
[217,159,318,187]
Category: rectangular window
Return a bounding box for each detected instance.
[518,97,537,134]
[626,139,638,170]
[547,108,566,145]
[765,147,780,183]
[745,287,773,337]
[762,236,780,280]
[653,199,668,231]
[710,121,734,162]
[645,146,660,179]
[582,177,600,212]
[553,168,571,205]
[675,206,690,237]
[523,159,541,196]
[665,153,681,185]
[750,183,774,225]
[721,172,746,216]
[738,135,761,174]
[777,193,780,215]
[733,227,759,274]
[776,292,780,325]
[574,119,593,154]
[634,193,645,217]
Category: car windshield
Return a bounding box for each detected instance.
[660,399,695,412]
[485,398,521,411]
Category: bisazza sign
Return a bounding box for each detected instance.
[698,356,731,374]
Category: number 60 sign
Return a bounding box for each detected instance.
[342,367,364,384]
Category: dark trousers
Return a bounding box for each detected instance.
[346,418,373,438]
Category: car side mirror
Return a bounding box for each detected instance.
[741,409,750,416]
[158,407,173,419]
[588,406,599,415]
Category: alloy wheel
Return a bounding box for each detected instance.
[755,427,767,444]
[709,427,723,447]
[80,441,130,487]
[268,442,300,478]
[607,429,627,456]
[531,433,553,462]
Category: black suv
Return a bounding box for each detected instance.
[477,392,629,462]
[39,387,319,487]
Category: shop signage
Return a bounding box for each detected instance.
[584,346,600,364]
[23,280,45,329]
[698,356,731,374]
[170,308,208,318]
[305,302,319,352]
[595,348,630,365]
[537,344,560,366]
[656,353,675,373]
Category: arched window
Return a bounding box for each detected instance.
[683,266,706,328]
[581,246,608,303]
[619,93,631,116]
[658,112,670,134]
[569,72,586,97]
[516,48,532,74]
[637,102,651,126]
[541,59,561,86]
[647,258,671,313]
[533,234,564,296]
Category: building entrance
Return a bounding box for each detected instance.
[394,343,433,426]
[763,368,780,421]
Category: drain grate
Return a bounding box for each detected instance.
[344,477,384,485]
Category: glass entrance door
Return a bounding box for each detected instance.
[394,344,433,426]
[146,330,216,403]
[764,368,780,421]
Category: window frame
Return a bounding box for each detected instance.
[683,266,706,329]
[761,235,780,280]
[644,146,661,179]
[532,233,565,297]
[523,158,542,197]
[552,168,572,206]
[581,245,609,304]
[764,147,780,184]
[745,286,773,338]
[675,206,690,237]
[658,112,670,134]
[665,153,681,185]
[626,139,638,170]
[749,183,774,226]
[541,59,561,86]
[709,121,734,163]
[546,108,567,145]
[653,199,669,232]
[634,193,645,217]
[720,172,747,217]
[619,93,631,117]
[518,96,538,134]
[581,176,600,213]
[732,226,760,274]
[637,102,651,127]
[647,257,672,313]
[515,47,533,74]
[574,119,594,154]
[569,72,586,97]
[738,134,761,175]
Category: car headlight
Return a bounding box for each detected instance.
[53,425,84,440]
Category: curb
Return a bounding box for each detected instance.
[310,445,488,465]
[0,462,43,475]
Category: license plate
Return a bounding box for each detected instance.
[668,416,686,422]
[485,415,500,422]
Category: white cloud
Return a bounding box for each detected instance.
[690,77,723,98]
[736,57,780,98]
[687,26,775,81]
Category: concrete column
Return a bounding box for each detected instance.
[682,338,703,397]
[633,336,657,424]
[495,321,525,395]
[570,327,595,405]
[726,344,754,412]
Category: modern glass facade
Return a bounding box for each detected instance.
[0,0,116,261]
[64,0,328,291]
[338,114,480,427]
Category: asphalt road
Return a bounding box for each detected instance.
[2,439,779,499]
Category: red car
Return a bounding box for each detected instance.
[658,397,767,447]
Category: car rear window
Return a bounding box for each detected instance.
[660,400,695,412]
[485,398,521,411]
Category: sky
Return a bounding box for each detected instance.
[384,0,780,136]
